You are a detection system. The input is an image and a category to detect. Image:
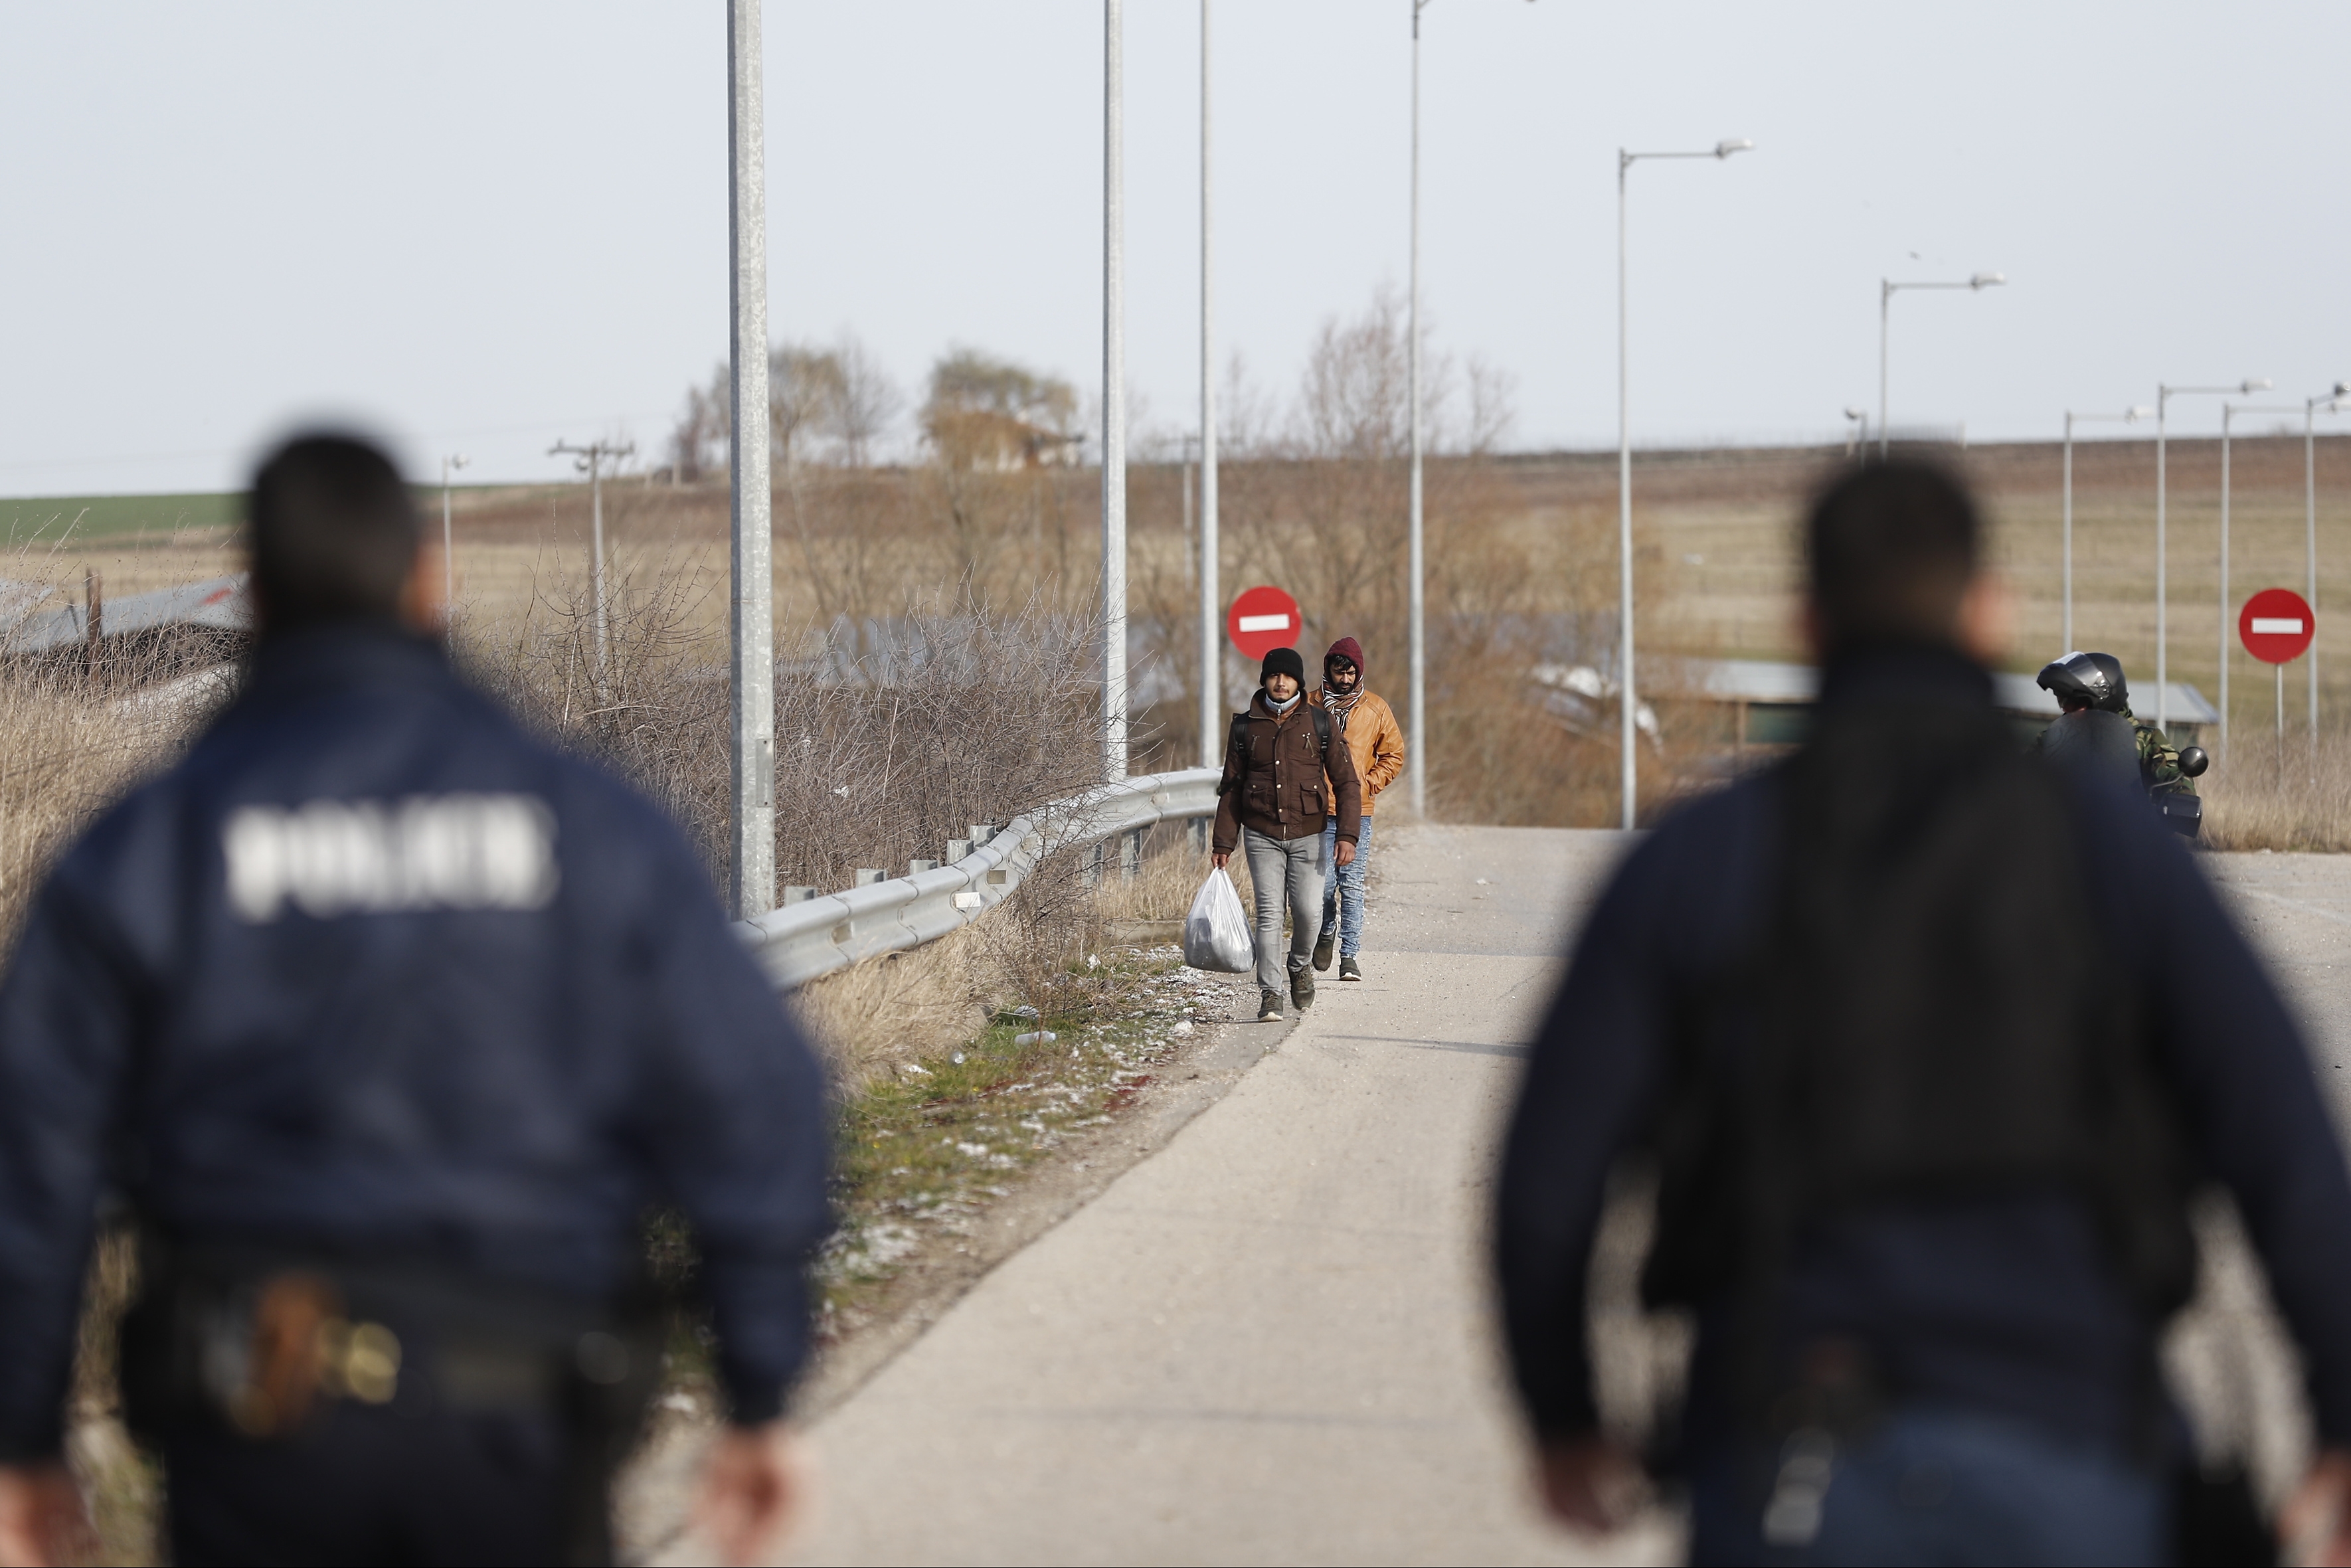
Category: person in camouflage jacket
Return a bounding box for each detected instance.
[2120,703,2196,798]
[2028,651,2196,800]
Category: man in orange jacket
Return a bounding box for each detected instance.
[1310,637,1406,981]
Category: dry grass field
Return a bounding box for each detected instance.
[9,426,2351,844]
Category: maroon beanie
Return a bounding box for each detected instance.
[1325,637,1365,679]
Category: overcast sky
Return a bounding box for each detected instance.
[2,1,2345,495]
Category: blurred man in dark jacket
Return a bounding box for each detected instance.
[1212,646,1361,1022]
[1496,460,2351,1565]
[0,434,828,1567]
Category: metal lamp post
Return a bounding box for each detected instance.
[1102,0,1128,782]
[725,0,774,921]
[1877,272,2003,458]
[1196,0,1220,770]
[2155,379,2268,729]
[2308,385,2350,755]
[1616,136,1752,831]
[438,453,469,616]
[1842,407,1868,460]
[1403,0,1539,815]
[2060,407,2148,652]
[2219,402,2308,758]
[1405,0,1431,816]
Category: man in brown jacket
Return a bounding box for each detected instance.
[1309,637,1406,981]
[1211,646,1363,1021]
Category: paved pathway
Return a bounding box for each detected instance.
[788,824,1669,1566]
[782,833,2351,1564]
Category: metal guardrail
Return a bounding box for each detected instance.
[737,766,1221,990]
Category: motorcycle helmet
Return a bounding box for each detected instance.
[2036,650,2130,714]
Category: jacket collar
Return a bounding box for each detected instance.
[1816,642,1994,713]
[244,621,454,699]
[1253,689,1306,722]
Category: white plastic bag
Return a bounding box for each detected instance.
[1183,867,1254,974]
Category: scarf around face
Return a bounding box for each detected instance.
[1266,689,1302,717]
[1320,680,1363,731]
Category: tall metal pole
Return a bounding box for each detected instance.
[1197,0,1220,771]
[440,453,467,617]
[2305,387,2348,756]
[2154,379,2268,733]
[727,0,775,920]
[2220,405,2233,759]
[591,455,608,677]
[2062,414,2075,652]
[2312,398,2322,753]
[1877,282,1891,460]
[1612,139,1749,831]
[1102,0,1128,782]
[550,438,632,685]
[2156,391,2169,731]
[1616,153,1635,828]
[1405,0,1427,817]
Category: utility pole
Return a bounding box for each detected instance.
[1406,0,1429,816]
[728,0,775,920]
[1197,0,1220,772]
[1101,0,1128,782]
[548,437,634,683]
[439,453,469,619]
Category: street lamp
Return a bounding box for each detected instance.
[1843,407,1868,459]
[1196,0,1219,771]
[1405,0,1433,816]
[1405,0,1537,816]
[1878,272,2003,458]
[2156,378,2268,728]
[438,453,470,618]
[1102,0,1128,782]
[2308,384,2350,756]
[2219,401,2310,759]
[2059,408,2148,652]
[1616,135,1753,830]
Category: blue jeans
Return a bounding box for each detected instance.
[1688,1405,2166,1567]
[1319,816,1372,957]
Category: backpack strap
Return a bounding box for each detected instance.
[1221,712,1251,791]
[1312,704,1332,762]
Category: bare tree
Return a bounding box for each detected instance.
[829,333,903,466]
[770,344,847,472]
[665,365,731,482]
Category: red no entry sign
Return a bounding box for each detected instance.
[2239,588,2316,665]
[1226,585,1302,661]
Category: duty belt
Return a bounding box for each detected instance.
[120,1239,662,1442]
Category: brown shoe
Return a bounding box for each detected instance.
[1312,928,1336,972]
[1257,991,1283,1022]
[1291,968,1316,1010]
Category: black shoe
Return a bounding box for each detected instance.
[1339,955,1362,981]
[1312,928,1336,972]
[1257,991,1283,1022]
[1292,968,1316,1010]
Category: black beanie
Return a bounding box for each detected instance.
[1261,646,1306,684]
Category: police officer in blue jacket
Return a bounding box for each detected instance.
[0,434,829,1566]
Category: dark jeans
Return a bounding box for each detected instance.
[1688,1404,2166,1567]
[165,1401,608,1567]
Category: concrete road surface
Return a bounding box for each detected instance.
[788,824,1669,1567]
[784,830,2351,1565]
